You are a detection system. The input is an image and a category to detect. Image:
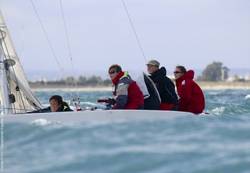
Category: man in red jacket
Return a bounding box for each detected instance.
[108,64,144,109]
[174,66,205,114]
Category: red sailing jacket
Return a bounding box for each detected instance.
[112,71,144,109]
[175,70,205,114]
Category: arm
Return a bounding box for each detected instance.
[181,79,193,104]
[163,78,177,102]
[113,82,129,109]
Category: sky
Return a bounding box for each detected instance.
[1,0,250,80]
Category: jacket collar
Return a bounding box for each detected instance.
[112,71,124,85]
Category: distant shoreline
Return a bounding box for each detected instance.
[31,85,112,92]
[197,81,250,90]
[30,82,250,91]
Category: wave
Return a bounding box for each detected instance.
[31,119,54,126]
[245,94,250,100]
[210,107,226,115]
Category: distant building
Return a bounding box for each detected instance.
[221,67,229,81]
[227,74,250,82]
[40,77,47,83]
[227,76,235,82]
[244,74,250,81]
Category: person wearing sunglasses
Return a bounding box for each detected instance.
[146,59,178,110]
[107,64,144,109]
[174,66,205,114]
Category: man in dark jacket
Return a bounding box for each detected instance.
[147,60,178,110]
[108,64,144,109]
[143,73,161,110]
[174,66,205,114]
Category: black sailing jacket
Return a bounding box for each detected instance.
[149,67,178,105]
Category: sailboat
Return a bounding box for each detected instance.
[0,9,194,124]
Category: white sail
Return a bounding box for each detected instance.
[0,11,42,114]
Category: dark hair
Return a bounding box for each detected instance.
[108,64,122,73]
[176,65,187,73]
[49,95,63,105]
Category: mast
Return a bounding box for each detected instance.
[0,12,11,114]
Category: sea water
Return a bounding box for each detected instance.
[1,89,250,173]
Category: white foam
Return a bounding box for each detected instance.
[245,94,250,100]
[207,91,221,96]
[211,107,225,115]
[31,119,52,126]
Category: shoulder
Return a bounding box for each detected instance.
[164,76,172,81]
[62,102,73,111]
[119,76,132,84]
[163,76,174,84]
[116,77,130,93]
[181,78,195,88]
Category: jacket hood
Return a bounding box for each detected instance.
[185,70,194,79]
[177,70,194,82]
[150,67,166,80]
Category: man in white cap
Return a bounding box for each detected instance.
[146,59,178,110]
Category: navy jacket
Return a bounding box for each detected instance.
[149,67,178,105]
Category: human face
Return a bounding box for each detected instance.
[109,68,118,80]
[50,99,61,112]
[147,64,158,74]
[174,68,184,79]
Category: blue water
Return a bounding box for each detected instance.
[2,89,250,173]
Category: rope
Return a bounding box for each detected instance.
[59,0,81,110]
[29,0,64,73]
[29,0,83,109]
[59,0,78,87]
[59,0,73,63]
[120,0,147,62]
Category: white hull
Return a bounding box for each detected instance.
[1,110,194,124]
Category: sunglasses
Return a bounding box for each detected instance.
[109,70,116,74]
[174,71,182,74]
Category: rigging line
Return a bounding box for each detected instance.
[120,0,147,62]
[29,0,64,73]
[30,1,75,107]
[59,0,73,62]
[59,0,78,88]
[59,0,80,106]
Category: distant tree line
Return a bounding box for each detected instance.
[29,75,112,87]
[30,61,248,86]
[198,61,230,81]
